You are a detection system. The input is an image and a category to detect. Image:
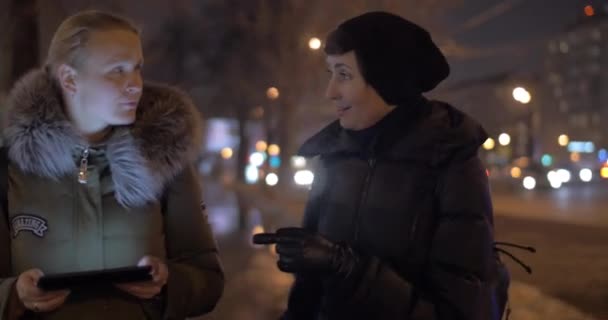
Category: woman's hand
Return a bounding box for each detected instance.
[115,256,169,299]
[254,227,362,277]
[14,269,70,313]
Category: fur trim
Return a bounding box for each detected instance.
[3,69,202,207]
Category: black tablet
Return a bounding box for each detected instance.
[252,233,279,245]
[37,266,153,291]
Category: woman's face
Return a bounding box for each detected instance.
[325,51,394,130]
[64,29,143,130]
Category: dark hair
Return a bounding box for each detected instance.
[324,28,369,83]
[324,27,354,55]
[322,12,450,105]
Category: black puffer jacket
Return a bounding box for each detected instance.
[285,99,501,319]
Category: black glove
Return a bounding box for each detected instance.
[253,227,361,277]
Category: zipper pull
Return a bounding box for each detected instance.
[78,148,90,184]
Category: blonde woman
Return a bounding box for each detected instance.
[0,10,223,319]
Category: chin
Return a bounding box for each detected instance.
[339,118,360,130]
[339,119,352,129]
[111,116,136,126]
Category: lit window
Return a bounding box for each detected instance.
[560,41,569,53]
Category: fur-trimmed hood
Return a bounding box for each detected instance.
[3,69,202,208]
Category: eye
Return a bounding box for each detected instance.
[111,66,125,74]
[338,71,352,81]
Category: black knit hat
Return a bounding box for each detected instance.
[325,11,450,105]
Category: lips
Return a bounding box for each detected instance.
[336,105,352,117]
[121,101,138,110]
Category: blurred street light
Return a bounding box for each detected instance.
[220,147,233,159]
[291,156,307,168]
[570,152,581,163]
[512,87,531,104]
[510,167,522,178]
[512,87,535,158]
[266,87,280,100]
[498,133,511,146]
[268,144,281,156]
[523,176,536,190]
[598,149,608,162]
[265,173,279,186]
[483,138,495,150]
[547,171,563,189]
[249,152,265,167]
[601,167,608,179]
[255,140,268,152]
[294,170,314,186]
[245,165,259,184]
[269,156,281,168]
[558,134,570,147]
[541,154,553,167]
[585,5,595,17]
[557,169,572,183]
[579,169,593,182]
[308,37,322,50]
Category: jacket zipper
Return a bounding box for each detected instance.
[408,169,438,253]
[78,147,90,184]
[408,206,421,248]
[353,157,376,243]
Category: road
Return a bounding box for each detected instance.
[495,215,608,318]
[200,178,607,319]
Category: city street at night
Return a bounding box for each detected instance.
[2,0,608,319]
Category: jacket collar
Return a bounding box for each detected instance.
[298,98,488,167]
[3,69,202,208]
[298,97,429,158]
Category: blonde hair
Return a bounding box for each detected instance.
[46,10,139,73]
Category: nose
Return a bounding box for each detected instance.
[325,78,340,101]
[125,71,143,95]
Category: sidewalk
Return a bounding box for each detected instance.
[200,233,292,320]
[507,282,597,320]
[200,230,597,320]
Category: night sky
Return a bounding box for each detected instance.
[27,0,608,86]
[442,0,606,83]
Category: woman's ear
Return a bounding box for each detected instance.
[56,64,78,97]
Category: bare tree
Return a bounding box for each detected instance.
[2,0,39,90]
[140,0,461,230]
[235,0,462,185]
